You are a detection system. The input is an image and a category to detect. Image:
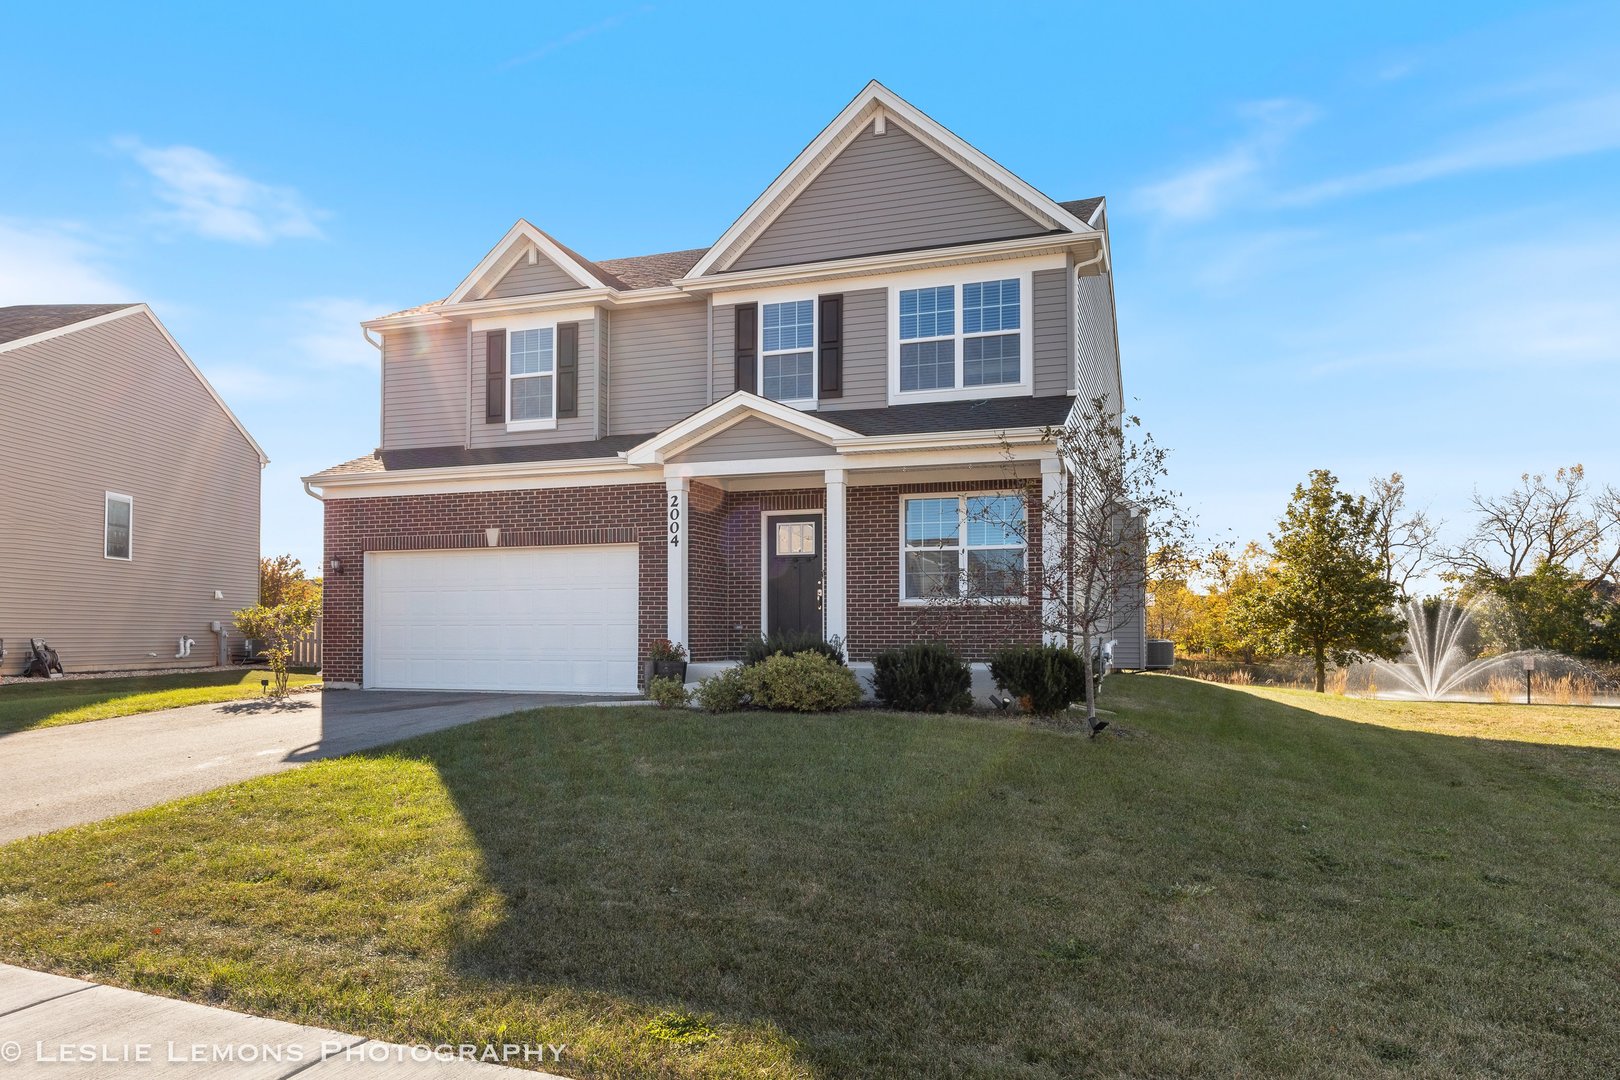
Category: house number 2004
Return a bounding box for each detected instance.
[668,493,682,547]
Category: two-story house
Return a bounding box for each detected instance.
[0,303,265,674]
[304,82,1140,694]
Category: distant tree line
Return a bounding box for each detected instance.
[1150,465,1620,688]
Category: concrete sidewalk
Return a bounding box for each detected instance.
[0,689,632,844]
[0,964,568,1077]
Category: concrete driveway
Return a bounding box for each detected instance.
[0,689,627,844]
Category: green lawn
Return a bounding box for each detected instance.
[0,669,322,735]
[0,676,1616,1078]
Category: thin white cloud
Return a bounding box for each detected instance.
[0,220,133,303]
[500,5,653,71]
[116,138,324,244]
[1131,100,1317,224]
[1279,91,1620,206]
[289,298,388,369]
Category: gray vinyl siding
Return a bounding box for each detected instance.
[729,120,1046,272]
[470,320,599,448]
[1032,267,1071,397]
[710,302,735,402]
[818,287,886,411]
[596,309,611,436]
[0,311,260,674]
[1074,269,1122,415]
[483,256,584,299]
[381,322,466,450]
[1109,525,1148,670]
[608,302,710,434]
[668,417,832,462]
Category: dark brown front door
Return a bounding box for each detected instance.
[765,514,822,637]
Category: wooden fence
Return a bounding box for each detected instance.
[290,617,323,670]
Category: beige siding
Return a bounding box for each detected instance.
[1032,267,1071,396]
[710,302,735,402]
[382,323,466,450]
[1074,269,1121,415]
[470,319,598,447]
[819,287,887,411]
[669,417,832,462]
[608,302,710,434]
[483,256,584,299]
[0,312,261,674]
[729,120,1045,272]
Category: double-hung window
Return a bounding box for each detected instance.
[902,493,1026,600]
[105,492,132,561]
[896,276,1024,396]
[508,327,555,423]
[761,300,815,404]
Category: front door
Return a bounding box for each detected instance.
[765,514,823,637]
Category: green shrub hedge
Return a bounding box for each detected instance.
[870,641,973,713]
[989,644,1087,716]
[741,631,845,667]
[744,652,862,713]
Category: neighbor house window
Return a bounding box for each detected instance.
[896,277,1024,394]
[105,492,132,560]
[761,300,815,403]
[902,493,1026,600]
[508,327,555,422]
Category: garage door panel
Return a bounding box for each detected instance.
[364,546,639,693]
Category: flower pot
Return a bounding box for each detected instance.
[645,659,688,684]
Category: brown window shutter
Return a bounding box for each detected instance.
[818,293,843,398]
[557,322,579,418]
[734,303,757,394]
[485,329,506,423]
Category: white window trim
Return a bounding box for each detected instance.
[888,266,1034,405]
[104,491,133,562]
[758,299,818,410]
[898,492,1028,605]
[471,308,594,433]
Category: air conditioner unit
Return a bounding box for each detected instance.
[1145,639,1175,671]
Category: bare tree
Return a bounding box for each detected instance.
[1366,473,1442,600]
[1451,466,1600,585]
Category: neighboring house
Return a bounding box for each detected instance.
[0,304,266,675]
[304,81,1142,694]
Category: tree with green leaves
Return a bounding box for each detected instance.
[234,591,321,697]
[1238,470,1405,692]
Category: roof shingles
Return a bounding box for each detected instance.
[0,304,136,346]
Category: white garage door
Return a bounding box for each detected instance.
[364,545,639,693]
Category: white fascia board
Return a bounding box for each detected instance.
[444,220,611,305]
[679,233,1098,297]
[686,81,1096,278]
[0,304,143,355]
[624,391,858,465]
[303,458,651,495]
[833,426,1054,453]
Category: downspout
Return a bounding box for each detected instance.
[706,296,714,405]
[364,326,384,450]
[464,320,473,449]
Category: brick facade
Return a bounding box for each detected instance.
[321,484,667,685]
[322,475,1042,685]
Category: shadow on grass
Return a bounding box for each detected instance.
[381,679,1620,1077]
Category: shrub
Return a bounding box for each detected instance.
[646,676,690,710]
[871,641,974,712]
[989,644,1088,716]
[694,665,751,713]
[742,630,845,667]
[648,638,687,662]
[743,652,862,713]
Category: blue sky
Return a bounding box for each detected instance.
[3,1,1617,575]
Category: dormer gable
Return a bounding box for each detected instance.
[686,81,1097,279]
[446,220,618,305]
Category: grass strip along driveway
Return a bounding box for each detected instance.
[0,676,1616,1077]
[0,670,321,735]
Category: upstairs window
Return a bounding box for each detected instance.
[761,300,815,403]
[508,327,555,422]
[105,492,132,560]
[895,276,1026,398]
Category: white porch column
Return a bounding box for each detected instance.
[665,475,689,647]
[823,468,848,647]
[1040,456,1065,647]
